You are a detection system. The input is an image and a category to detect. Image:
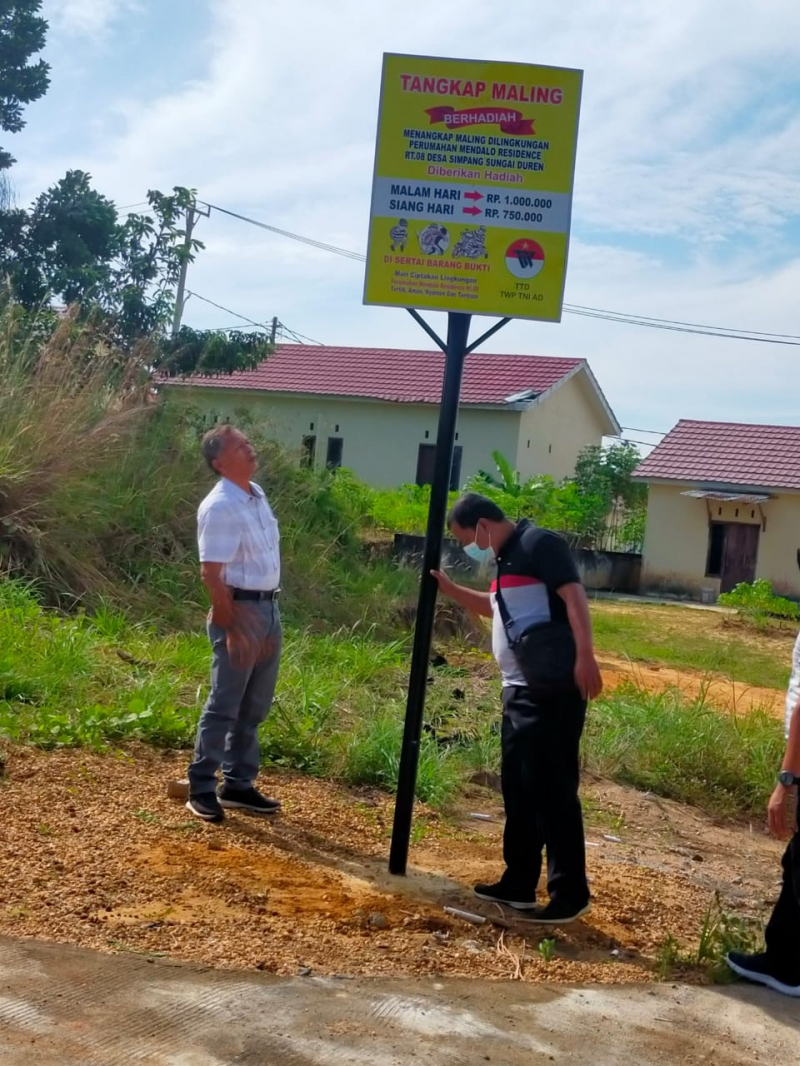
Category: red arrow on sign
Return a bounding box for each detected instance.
[464,191,484,201]
[462,205,482,216]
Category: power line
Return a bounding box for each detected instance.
[200,200,800,346]
[564,304,800,342]
[278,323,326,345]
[200,201,366,262]
[620,425,667,435]
[186,290,271,331]
[611,436,659,448]
[562,306,800,346]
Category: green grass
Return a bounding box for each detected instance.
[0,579,790,820]
[0,579,482,808]
[586,683,784,819]
[655,891,762,982]
[591,604,792,691]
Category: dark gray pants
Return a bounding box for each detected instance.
[188,601,282,794]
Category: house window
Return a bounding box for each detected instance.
[309,422,315,431]
[335,424,340,433]
[301,435,316,468]
[415,444,462,491]
[706,522,726,577]
[326,436,343,469]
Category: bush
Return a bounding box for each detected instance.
[718,579,800,625]
[0,307,417,629]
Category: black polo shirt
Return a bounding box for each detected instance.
[490,519,581,686]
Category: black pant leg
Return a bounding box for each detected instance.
[501,688,544,892]
[538,691,588,906]
[764,811,800,981]
[501,686,588,905]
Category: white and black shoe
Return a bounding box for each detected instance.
[518,899,591,924]
[219,784,281,815]
[473,879,538,910]
[186,792,225,823]
[726,952,800,997]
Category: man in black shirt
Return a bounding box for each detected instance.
[432,493,602,923]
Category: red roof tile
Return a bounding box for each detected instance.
[175,344,583,406]
[635,420,800,491]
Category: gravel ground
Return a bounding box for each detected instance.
[0,744,781,983]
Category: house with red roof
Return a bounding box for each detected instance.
[634,420,800,600]
[168,343,619,489]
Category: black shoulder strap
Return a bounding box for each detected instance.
[493,568,515,637]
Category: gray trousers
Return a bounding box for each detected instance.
[188,600,282,794]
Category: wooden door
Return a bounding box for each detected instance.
[720,523,759,592]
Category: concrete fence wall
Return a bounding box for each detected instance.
[392,534,642,594]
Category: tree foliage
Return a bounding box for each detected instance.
[467,443,648,549]
[0,0,50,171]
[0,172,269,377]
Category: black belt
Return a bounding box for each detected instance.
[231,588,279,602]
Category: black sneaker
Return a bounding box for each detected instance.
[218,784,281,816]
[726,952,800,998]
[473,880,537,910]
[186,792,224,823]
[520,899,591,924]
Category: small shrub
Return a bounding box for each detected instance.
[538,938,557,963]
[718,579,800,625]
[695,891,762,982]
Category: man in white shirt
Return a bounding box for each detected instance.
[727,630,800,997]
[186,424,283,824]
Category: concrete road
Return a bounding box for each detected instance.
[0,937,796,1065]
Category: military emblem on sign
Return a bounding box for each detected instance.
[505,238,545,279]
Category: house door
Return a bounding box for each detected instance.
[415,444,463,491]
[326,437,343,469]
[720,523,760,592]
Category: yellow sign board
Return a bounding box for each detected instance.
[364,53,583,321]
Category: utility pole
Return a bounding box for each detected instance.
[171,201,209,336]
[270,316,278,345]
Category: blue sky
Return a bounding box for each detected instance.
[9,0,800,446]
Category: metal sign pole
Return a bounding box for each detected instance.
[388,311,471,876]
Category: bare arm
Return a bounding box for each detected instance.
[430,569,493,618]
[558,582,603,700]
[201,562,235,628]
[768,699,800,839]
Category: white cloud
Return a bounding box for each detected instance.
[46,0,138,38]
[14,0,800,432]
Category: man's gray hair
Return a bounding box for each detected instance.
[201,424,235,472]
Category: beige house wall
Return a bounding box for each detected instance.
[170,387,520,488]
[641,482,800,598]
[514,371,611,482]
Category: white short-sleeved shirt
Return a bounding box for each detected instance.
[197,478,280,591]
[786,631,800,739]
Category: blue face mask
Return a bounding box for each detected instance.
[464,540,494,564]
